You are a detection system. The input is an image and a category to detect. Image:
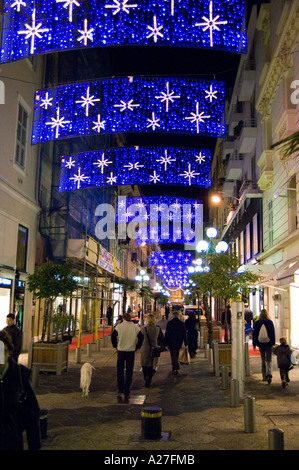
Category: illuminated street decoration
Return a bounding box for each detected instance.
[32,77,226,143]
[58,146,212,191]
[150,250,193,266]
[116,196,203,246]
[0,0,247,63]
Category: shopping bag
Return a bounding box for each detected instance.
[179,347,190,365]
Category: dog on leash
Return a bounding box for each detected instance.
[80,362,95,398]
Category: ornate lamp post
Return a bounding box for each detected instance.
[188,227,228,346]
[135,269,150,323]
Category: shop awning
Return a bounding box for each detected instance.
[277,260,299,287]
[260,256,299,286]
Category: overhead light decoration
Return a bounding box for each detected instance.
[116,196,203,246]
[151,252,193,288]
[0,0,247,64]
[31,77,226,144]
[59,146,212,191]
[150,250,193,265]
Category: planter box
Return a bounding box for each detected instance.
[28,341,69,375]
[199,326,222,348]
[213,342,231,376]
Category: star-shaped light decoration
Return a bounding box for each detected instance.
[155,81,180,112]
[39,91,53,110]
[156,149,176,170]
[149,171,160,184]
[55,0,80,22]
[77,19,94,46]
[46,107,70,138]
[114,100,140,112]
[105,0,138,15]
[70,167,88,189]
[11,0,26,12]
[195,152,206,164]
[92,114,106,133]
[180,164,200,185]
[185,102,210,133]
[124,161,144,171]
[147,112,160,130]
[18,8,49,55]
[147,16,163,43]
[107,172,117,185]
[64,156,76,169]
[76,86,100,116]
[93,153,112,173]
[204,84,218,102]
[195,1,228,48]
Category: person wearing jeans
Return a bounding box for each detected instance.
[111,313,143,401]
[253,309,275,383]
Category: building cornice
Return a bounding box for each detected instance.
[0,176,40,214]
[256,3,299,120]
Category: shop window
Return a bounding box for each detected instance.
[16,225,28,272]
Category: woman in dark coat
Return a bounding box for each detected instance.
[185,311,199,358]
[0,330,41,450]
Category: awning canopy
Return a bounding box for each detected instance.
[260,256,299,286]
[277,260,299,287]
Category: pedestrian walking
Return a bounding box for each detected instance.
[252,308,275,383]
[140,314,164,387]
[185,311,199,358]
[106,305,113,326]
[164,310,187,375]
[165,304,170,320]
[111,313,143,401]
[273,337,293,388]
[221,305,232,342]
[3,313,22,362]
[0,330,41,450]
[244,302,253,325]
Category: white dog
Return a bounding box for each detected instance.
[80,362,95,398]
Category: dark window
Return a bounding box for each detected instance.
[16,225,28,272]
[15,103,28,169]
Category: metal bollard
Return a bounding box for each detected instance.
[220,365,229,390]
[96,338,101,352]
[31,365,39,390]
[204,343,209,358]
[268,428,284,450]
[141,407,162,440]
[207,347,213,366]
[87,343,92,357]
[230,379,239,407]
[244,396,256,433]
[76,348,81,364]
[40,409,48,439]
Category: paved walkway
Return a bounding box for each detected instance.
[19,331,299,452]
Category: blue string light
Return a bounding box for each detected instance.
[59,146,212,191]
[116,195,203,246]
[0,0,247,64]
[150,250,193,265]
[31,76,226,143]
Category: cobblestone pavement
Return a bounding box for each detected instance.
[19,333,299,454]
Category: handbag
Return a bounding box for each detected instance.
[179,347,190,365]
[145,328,162,358]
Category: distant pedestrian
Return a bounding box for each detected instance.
[185,311,199,358]
[106,305,113,326]
[273,337,293,388]
[253,308,275,383]
[3,313,22,362]
[164,310,187,375]
[221,305,232,342]
[140,314,164,387]
[244,303,253,325]
[111,313,143,401]
[165,305,170,320]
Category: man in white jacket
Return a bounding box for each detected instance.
[111,313,143,400]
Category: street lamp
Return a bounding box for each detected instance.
[135,269,150,323]
[210,192,241,204]
[190,227,229,346]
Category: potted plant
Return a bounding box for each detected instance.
[27,261,78,374]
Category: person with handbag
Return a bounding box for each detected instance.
[140,314,164,387]
[0,330,41,450]
[164,310,188,375]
